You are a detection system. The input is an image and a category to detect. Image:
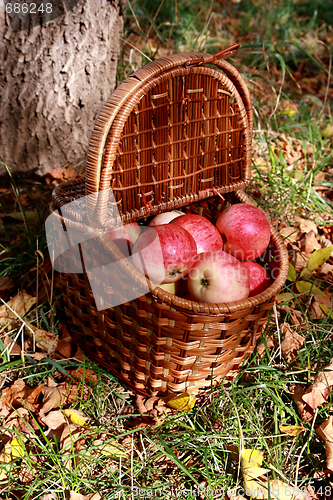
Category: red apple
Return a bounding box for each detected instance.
[148,210,184,227]
[170,214,223,254]
[216,204,271,261]
[132,224,197,284]
[107,222,141,256]
[187,250,250,303]
[241,261,272,297]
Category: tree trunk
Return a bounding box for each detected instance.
[0,0,123,176]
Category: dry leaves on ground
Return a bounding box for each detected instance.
[281,323,305,363]
[316,416,333,473]
[302,359,333,412]
[291,359,333,424]
[0,369,132,489]
[240,448,313,500]
[44,166,80,186]
[0,291,36,323]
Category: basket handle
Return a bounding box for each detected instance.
[212,43,240,61]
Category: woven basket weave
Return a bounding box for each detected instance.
[50,45,288,396]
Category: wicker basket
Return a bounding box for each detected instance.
[50,45,288,396]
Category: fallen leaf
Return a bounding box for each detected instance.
[19,464,35,485]
[240,448,307,499]
[63,409,89,427]
[316,416,333,472]
[320,263,333,275]
[279,422,304,436]
[294,252,310,272]
[40,386,67,415]
[295,281,326,296]
[290,385,314,422]
[33,329,59,353]
[5,211,38,223]
[0,380,42,415]
[280,226,299,244]
[276,292,294,302]
[93,439,129,459]
[287,263,297,282]
[312,294,332,321]
[9,437,25,458]
[136,395,148,415]
[302,359,333,411]
[311,301,328,321]
[319,303,333,319]
[144,396,161,412]
[69,492,101,500]
[3,334,21,356]
[321,123,333,138]
[0,277,14,300]
[0,437,25,464]
[44,166,78,186]
[165,392,196,411]
[281,324,305,363]
[256,335,276,358]
[295,217,318,235]
[4,407,39,438]
[301,245,333,277]
[41,410,66,430]
[304,231,321,253]
[60,423,85,469]
[0,291,36,322]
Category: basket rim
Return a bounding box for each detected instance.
[97,189,289,315]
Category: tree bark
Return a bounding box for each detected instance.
[0,0,123,176]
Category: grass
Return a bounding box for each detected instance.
[1,0,333,498]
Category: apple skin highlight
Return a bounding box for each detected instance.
[132,224,197,284]
[187,250,250,304]
[170,214,223,254]
[216,204,271,261]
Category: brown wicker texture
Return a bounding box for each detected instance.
[51,46,288,396]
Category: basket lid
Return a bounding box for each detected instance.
[81,45,253,229]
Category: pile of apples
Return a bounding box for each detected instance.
[107,203,274,304]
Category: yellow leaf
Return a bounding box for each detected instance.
[277,293,294,302]
[283,108,297,117]
[1,438,25,463]
[241,449,264,466]
[166,392,196,411]
[322,123,333,138]
[301,245,333,277]
[293,170,304,181]
[96,442,128,458]
[295,280,326,296]
[279,423,304,436]
[241,449,270,479]
[319,304,333,319]
[240,449,270,495]
[5,211,38,223]
[63,409,88,427]
[286,263,297,282]
[10,438,25,458]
